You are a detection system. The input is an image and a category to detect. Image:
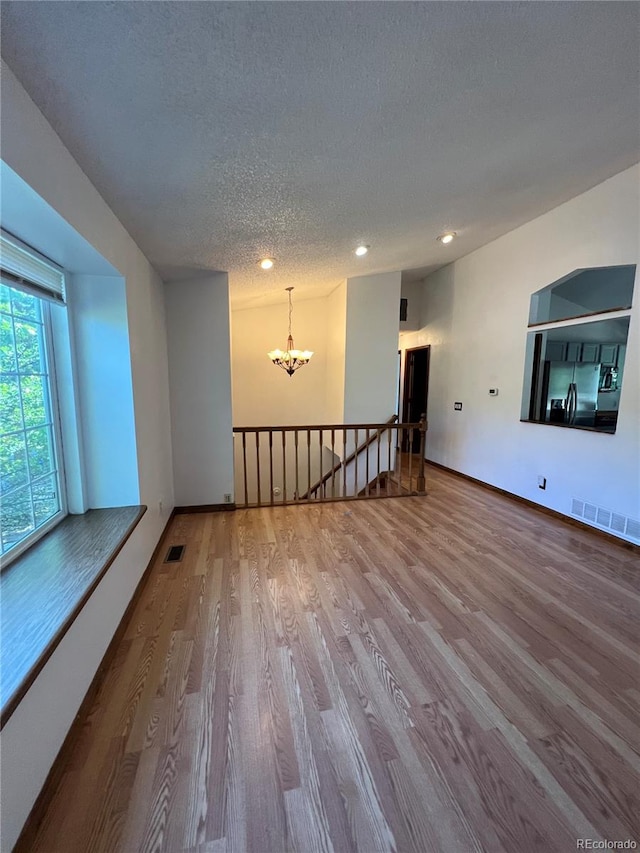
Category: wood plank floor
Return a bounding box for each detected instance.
[20,466,640,852]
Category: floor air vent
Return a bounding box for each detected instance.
[571,498,640,542]
[164,544,186,563]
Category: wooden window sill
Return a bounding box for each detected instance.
[0,505,146,727]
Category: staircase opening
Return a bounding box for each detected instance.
[233,415,427,507]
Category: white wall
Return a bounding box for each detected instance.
[68,274,139,507]
[400,279,424,332]
[344,271,402,423]
[0,61,175,851]
[231,275,402,432]
[232,294,330,427]
[404,165,639,542]
[324,281,347,423]
[165,274,234,506]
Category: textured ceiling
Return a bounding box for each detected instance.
[1,1,638,308]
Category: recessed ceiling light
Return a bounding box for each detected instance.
[355,245,369,256]
[260,258,274,270]
[437,232,456,245]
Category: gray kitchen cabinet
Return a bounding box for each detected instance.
[566,342,581,362]
[546,341,567,361]
[600,344,619,366]
[581,342,600,363]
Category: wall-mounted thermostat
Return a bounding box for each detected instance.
[454,402,463,411]
[489,388,499,396]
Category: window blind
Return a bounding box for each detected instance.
[0,230,66,304]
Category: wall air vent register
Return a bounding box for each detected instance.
[571,499,639,542]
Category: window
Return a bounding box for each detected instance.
[1,233,67,562]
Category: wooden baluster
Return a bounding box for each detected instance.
[236,419,412,507]
[318,429,323,502]
[365,428,370,497]
[408,431,413,494]
[255,432,261,506]
[343,428,347,498]
[282,430,287,503]
[242,433,248,507]
[354,428,359,498]
[269,430,274,506]
[417,412,427,493]
[331,428,336,498]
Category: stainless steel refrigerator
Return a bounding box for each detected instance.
[544,362,600,427]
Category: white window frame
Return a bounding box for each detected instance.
[1,240,69,567]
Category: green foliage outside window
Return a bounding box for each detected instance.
[1,285,61,556]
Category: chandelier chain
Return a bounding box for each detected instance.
[287,287,293,339]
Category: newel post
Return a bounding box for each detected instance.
[416,412,427,493]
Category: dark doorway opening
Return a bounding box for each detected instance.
[402,345,430,452]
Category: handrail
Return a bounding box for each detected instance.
[301,414,400,499]
[232,414,427,507]
[233,421,404,433]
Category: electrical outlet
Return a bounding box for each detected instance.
[537,476,546,490]
[224,493,233,504]
[454,402,463,411]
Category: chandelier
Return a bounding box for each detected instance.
[267,287,313,376]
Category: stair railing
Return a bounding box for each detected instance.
[232,414,426,508]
